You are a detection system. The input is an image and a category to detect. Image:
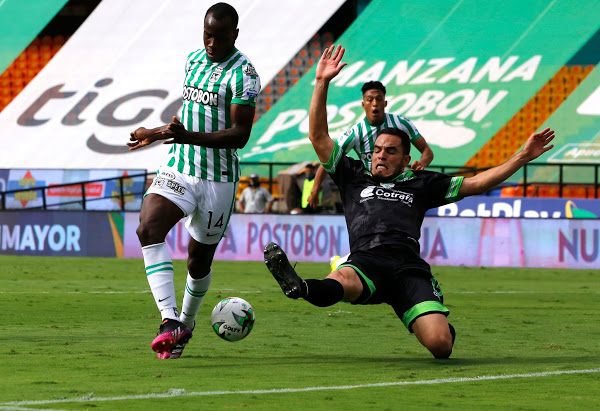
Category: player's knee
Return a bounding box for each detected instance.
[136,222,151,244]
[136,222,158,245]
[425,333,453,359]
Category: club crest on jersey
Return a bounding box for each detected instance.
[208,67,224,83]
[380,182,395,188]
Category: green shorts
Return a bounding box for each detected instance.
[339,245,449,332]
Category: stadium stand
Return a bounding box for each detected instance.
[254,32,335,121]
[465,64,596,171]
[0,34,68,112]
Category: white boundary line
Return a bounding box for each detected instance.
[2,368,599,407]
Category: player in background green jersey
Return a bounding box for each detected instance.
[128,2,260,359]
[306,80,434,210]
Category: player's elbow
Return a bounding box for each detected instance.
[309,131,328,144]
[232,134,250,149]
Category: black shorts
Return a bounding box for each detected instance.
[339,245,449,332]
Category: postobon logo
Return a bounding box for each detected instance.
[183,86,219,107]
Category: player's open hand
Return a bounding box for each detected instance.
[522,127,555,161]
[127,127,164,151]
[162,116,188,145]
[315,45,347,82]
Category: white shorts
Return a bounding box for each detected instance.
[146,166,238,244]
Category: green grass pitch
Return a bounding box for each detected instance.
[0,256,598,409]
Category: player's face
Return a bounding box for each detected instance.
[203,13,238,62]
[361,89,387,125]
[371,134,411,180]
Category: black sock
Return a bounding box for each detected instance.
[448,323,456,344]
[302,278,344,307]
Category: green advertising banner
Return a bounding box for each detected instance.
[527,65,600,183]
[242,0,600,168]
[0,0,68,74]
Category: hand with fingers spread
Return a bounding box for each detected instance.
[521,127,555,162]
[316,44,347,82]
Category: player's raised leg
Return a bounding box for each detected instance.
[264,242,362,306]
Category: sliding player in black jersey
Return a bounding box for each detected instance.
[264,45,555,359]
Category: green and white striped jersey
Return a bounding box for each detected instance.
[164,47,260,182]
[337,113,421,170]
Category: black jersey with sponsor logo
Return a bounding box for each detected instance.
[323,144,463,255]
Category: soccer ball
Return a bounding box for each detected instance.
[211,297,255,342]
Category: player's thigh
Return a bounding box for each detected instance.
[336,251,391,304]
[138,193,184,239]
[144,167,198,218]
[390,270,448,332]
[186,179,238,245]
[326,267,364,302]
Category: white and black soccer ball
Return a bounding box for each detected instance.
[211,297,255,342]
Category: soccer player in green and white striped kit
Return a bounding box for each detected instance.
[128,2,260,359]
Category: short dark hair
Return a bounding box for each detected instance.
[378,127,410,156]
[206,2,239,28]
[361,81,386,96]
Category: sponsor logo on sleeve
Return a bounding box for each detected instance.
[243,65,258,77]
[244,79,260,98]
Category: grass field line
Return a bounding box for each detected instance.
[2,368,599,407]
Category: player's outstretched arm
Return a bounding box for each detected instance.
[458,128,555,197]
[128,104,255,151]
[309,45,347,164]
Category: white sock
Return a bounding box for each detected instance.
[180,270,212,329]
[142,242,179,321]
